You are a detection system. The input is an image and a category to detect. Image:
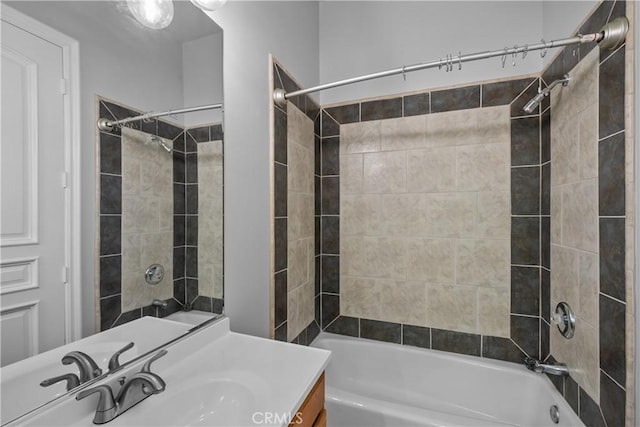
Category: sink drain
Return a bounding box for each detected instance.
[550,405,560,424]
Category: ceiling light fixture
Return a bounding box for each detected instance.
[189,0,227,12]
[127,0,174,30]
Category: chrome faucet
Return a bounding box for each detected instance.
[108,342,134,371]
[77,350,167,424]
[62,351,103,383]
[152,299,168,309]
[524,357,570,376]
[40,373,81,391]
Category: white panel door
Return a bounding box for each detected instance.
[1,21,67,366]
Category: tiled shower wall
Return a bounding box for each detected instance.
[97,98,223,330]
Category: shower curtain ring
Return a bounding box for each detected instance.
[401,65,406,81]
[448,54,453,72]
[501,48,508,68]
[439,58,443,70]
[458,52,462,70]
[522,44,528,59]
[540,39,548,58]
[512,45,518,67]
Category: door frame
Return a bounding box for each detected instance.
[1,4,82,343]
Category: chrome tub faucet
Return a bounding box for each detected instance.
[524,357,569,376]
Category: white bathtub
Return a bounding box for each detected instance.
[311,333,584,427]
[164,310,218,326]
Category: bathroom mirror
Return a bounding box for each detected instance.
[1,0,223,419]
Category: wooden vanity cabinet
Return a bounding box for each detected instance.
[290,373,325,427]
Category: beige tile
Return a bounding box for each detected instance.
[550,244,579,308]
[287,238,308,290]
[477,287,510,338]
[300,281,315,329]
[477,191,510,238]
[363,151,407,193]
[287,289,300,341]
[456,143,509,191]
[427,284,477,333]
[475,106,510,146]
[340,121,381,154]
[140,159,172,197]
[158,198,173,232]
[378,280,427,326]
[406,238,455,283]
[287,102,314,151]
[288,192,314,242]
[123,196,159,234]
[572,321,600,403]
[579,251,599,329]
[457,239,510,287]
[562,179,598,253]
[341,276,381,319]
[340,235,365,277]
[425,193,477,237]
[550,187,562,244]
[427,109,478,147]
[378,194,410,236]
[340,154,364,195]
[122,157,141,197]
[288,142,314,194]
[579,104,599,180]
[198,263,215,297]
[140,232,173,272]
[405,194,429,237]
[362,236,406,280]
[381,115,427,151]
[407,147,456,193]
[121,271,173,312]
[341,194,380,236]
[551,117,580,186]
[122,234,141,273]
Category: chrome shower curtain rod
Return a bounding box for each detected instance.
[273,17,628,106]
[97,103,223,132]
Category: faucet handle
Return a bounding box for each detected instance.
[108,342,135,371]
[40,373,81,391]
[76,384,117,424]
[141,349,168,373]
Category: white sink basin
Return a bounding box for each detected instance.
[1,317,191,424]
[7,317,331,427]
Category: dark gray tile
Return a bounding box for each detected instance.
[579,387,607,427]
[599,132,625,216]
[113,308,141,328]
[361,98,402,121]
[402,325,430,349]
[360,319,401,344]
[541,217,550,269]
[542,46,579,88]
[600,218,625,301]
[275,270,287,327]
[546,356,565,395]
[100,295,121,331]
[510,315,539,358]
[511,266,539,316]
[482,78,536,107]
[173,151,186,184]
[482,336,526,363]
[102,102,140,131]
[511,81,540,117]
[315,177,321,216]
[540,319,550,361]
[186,153,198,183]
[276,65,303,112]
[173,184,185,215]
[322,177,339,215]
[274,108,287,165]
[186,184,198,214]
[324,104,359,125]
[173,132,185,153]
[511,167,540,215]
[315,256,321,295]
[315,218,321,256]
[403,93,429,116]
[511,117,540,166]
[212,298,224,314]
[188,126,209,143]
[173,247,185,279]
[322,137,340,176]
[173,278,186,305]
[305,97,320,122]
[174,215,186,246]
[100,216,121,256]
[541,109,551,163]
[565,376,579,415]
[321,111,340,137]
[321,293,339,329]
[142,305,157,318]
[314,114,320,137]
[100,174,122,214]
[186,278,198,304]
[541,269,550,322]
[141,119,157,135]
[158,298,181,318]
[600,294,626,386]
[100,133,121,174]
[541,163,550,215]
[274,163,287,218]
[210,124,223,142]
[315,136,321,175]
[273,64,284,90]
[321,255,339,294]
[296,324,308,346]
[192,295,212,313]
[157,120,183,140]
[580,1,616,60]
[600,371,625,427]
[324,316,358,337]
[431,85,480,113]
[599,47,625,138]
[306,320,320,344]
[185,133,198,153]
[186,215,198,246]
[315,295,321,326]
[511,217,540,265]
[431,329,480,357]
[321,216,339,254]
[274,218,287,272]
[185,247,198,278]
[100,256,121,298]
[274,322,287,341]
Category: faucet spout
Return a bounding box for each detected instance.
[524,357,569,376]
[62,351,103,383]
[114,372,166,414]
